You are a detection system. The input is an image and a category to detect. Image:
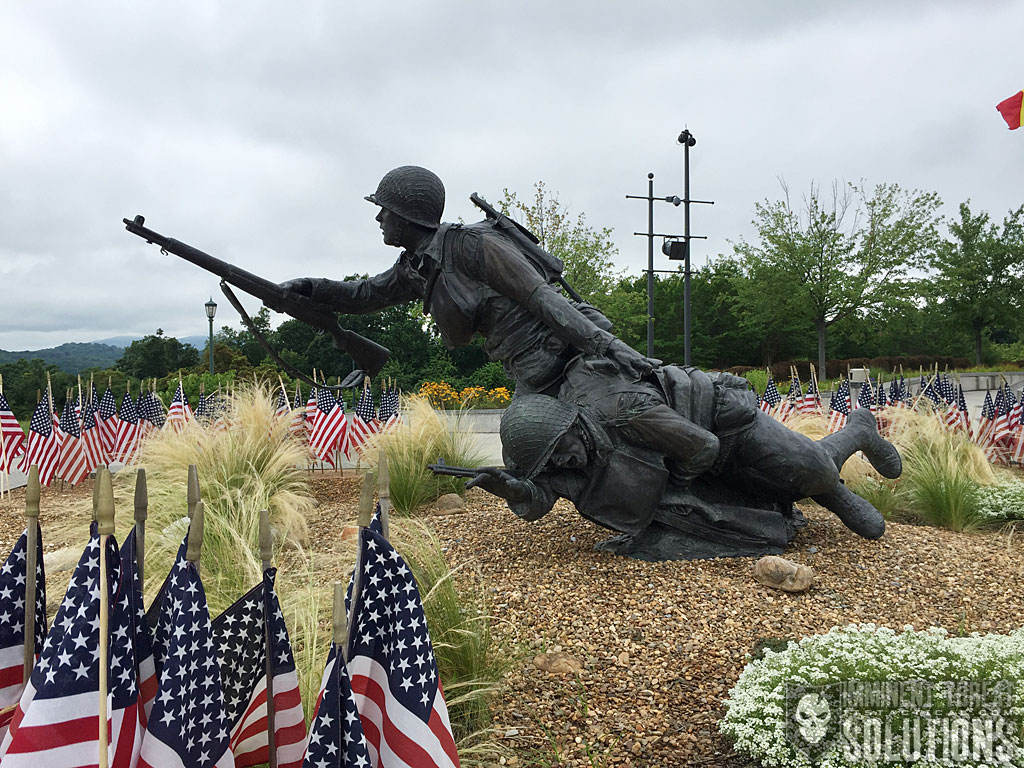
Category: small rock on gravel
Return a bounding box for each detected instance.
[753,555,815,592]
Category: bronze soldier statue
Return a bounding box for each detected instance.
[279,165,650,394]
[466,356,902,560]
[281,165,903,560]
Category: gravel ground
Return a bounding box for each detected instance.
[3,473,1022,767]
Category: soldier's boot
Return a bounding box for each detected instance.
[812,485,886,539]
[817,408,902,479]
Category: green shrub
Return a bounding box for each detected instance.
[721,624,1024,768]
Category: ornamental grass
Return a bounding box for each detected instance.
[358,395,487,515]
[124,385,507,760]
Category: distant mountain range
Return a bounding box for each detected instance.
[0,335,207,374]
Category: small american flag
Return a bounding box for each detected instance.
[854,379,875,413]
[0,530,142,768]
[346,387,379,458]
[976,391,996,451]
[0,526,47,740]
[119,528,158,725]
[18,392,60,486]
[165,383,192,433]
[826,379,851,433]
[137,557,234,768]
[944,384,973,438]
[310,389,346,468]
[274,386,291,423]
[144,392,166,431]
[114,393,142,465]
[97,387,120,457]
[0,391,27,469]
[346,527,459,768]
[81,406,107,475]
[302,643,372,768]
[760,374,782,415]
[798,375,821,415]
[377,386,401,429]
[304,386,319,435]
[194,393,210,422]
[56,400,89,486]
[211,569,305,768]
[288,383,307,441]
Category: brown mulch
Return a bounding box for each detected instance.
[3,473,1022,767]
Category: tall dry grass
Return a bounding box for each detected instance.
[127,386,508,761]
[124,383,313,614]
[784,408,999,530]
[358,396,487,514]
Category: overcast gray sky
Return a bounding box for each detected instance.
[2,1,1021,350]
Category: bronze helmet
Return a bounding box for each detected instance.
[365,166,445,229]
[499,394,580,479]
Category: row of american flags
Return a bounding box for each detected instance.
[0,378,403,490]
[0,472,458,767]
[757,368,1024,464]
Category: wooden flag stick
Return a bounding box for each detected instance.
[258,509,278,768]
[344,472,376,663]
[134,469,148,591]
[378,449,391,541]
[23,465,40,685]
[186,500,205,575]
[0,375,7,499]
[187,464,201,521]
[333,581,347,647]
[96,467,115,768]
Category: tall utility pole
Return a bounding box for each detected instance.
[626,174,682,358]
[672,129,713,366]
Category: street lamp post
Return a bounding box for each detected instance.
[205,297,217,375]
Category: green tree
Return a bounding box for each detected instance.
[732,181,942,372]
[215,307,273,366]
[499,181,624,313]
[115,330,200,379]
[927,202,1024,365]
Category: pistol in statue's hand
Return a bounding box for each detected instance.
[465,467,529,503]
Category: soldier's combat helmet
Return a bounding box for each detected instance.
[499,394,580,479]
[365,166,445,228]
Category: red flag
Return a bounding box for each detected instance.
[996,89,1023,130]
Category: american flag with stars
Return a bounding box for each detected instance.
[97,386,120,457]
[826,378,851,433]
[18,392,60,486]
[302,642,372,768]
[56,400,89,486]
[345,387,379,458]
[798,375,821,415]
[120,527,158,724]
[976,391,996,451]
[141,392,166,433]
[145,533,190,676]
[289,383,308,441]
[310,389,346,468]
[944,384,973,438]
[165,382,192,433]
[137,555,234,768]
[0,526,47,739]
[0,391,27,469]
[275,386,292,423]
[0,529,143,768]
[345,526,459,768]
[211,569,305,768]
[194,393,211,422]
[854,379,875,412]
[760,374,782,415]
[81,405,107,475]
[114,392,142,465]
[377,385,401,429]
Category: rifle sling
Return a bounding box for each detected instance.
[218,281,359,391]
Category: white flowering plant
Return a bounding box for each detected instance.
[720,624,1024,768]
[976,481,1024,523]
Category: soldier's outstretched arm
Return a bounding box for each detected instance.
[278,262,419,314]
[466,467,555,521]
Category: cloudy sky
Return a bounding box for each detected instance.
[2,1,1021,350]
